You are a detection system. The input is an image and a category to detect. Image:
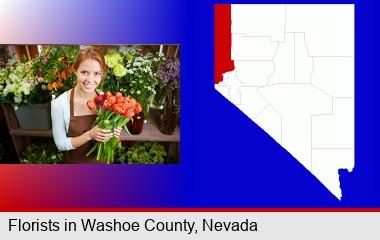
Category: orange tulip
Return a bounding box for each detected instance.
[103,101,113,110]
[124,109,135,119]
[95,95,105,104]
[104,91,112,99]
[87,101,96,110]
[116,96,126,104]
[134,103,142,113]
[107,96,117,105]
[113,103,127,114]
[128,98,137,108]
[115,92,123,99]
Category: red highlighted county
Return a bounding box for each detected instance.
[214,4,234,84]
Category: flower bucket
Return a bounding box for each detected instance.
[14,103,52,130]
[160,84,180,135]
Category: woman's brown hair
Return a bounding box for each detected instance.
[73,46,107,79]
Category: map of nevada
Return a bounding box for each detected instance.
[215,4,354,199]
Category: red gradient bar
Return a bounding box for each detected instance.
[215,4,235,84]
[0,165,185,208]
[1,208,380,212]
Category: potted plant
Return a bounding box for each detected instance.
[115,141,167,164]
[0,46,78,130]
[20,140,65,164]
[156,57,180,135]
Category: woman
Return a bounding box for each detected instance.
[51,46,122,163]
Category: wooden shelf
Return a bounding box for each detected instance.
[9,128,52,137]
[7,108,180,142]
[120,108,180,142]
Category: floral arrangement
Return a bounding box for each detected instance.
[0,46,78,108]
[115,142,166,164]
[102,46,165,119]
[156,57,180,85]
[20,141,65,164]
[86,91,142,164]
[33,46,78,95]
[0,60,38,107]
[156,57,180,135]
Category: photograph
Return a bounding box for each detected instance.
[0,44,180,164]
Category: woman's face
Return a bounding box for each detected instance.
[75,58,102,93]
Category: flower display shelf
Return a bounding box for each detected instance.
[120,108,180,142]
[1,104,179,159]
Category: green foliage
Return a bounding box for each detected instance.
[116,142,167,164]
[20,141,65,164]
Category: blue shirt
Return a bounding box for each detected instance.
[51,91,74,151]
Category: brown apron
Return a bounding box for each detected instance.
[66,89,101,164]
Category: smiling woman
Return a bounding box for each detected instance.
[51,46,122,164]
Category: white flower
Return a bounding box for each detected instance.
[137,90,141,95]
[9,74,18,82]
[16,65,24,73]
[5,83,15,92]
[14,94,22,103]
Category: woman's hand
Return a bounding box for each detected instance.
[113,127,122,139]
[87,125,113,142]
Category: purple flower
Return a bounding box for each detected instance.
[156,57,180,84]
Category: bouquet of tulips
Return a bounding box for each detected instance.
[86,91,142,163]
